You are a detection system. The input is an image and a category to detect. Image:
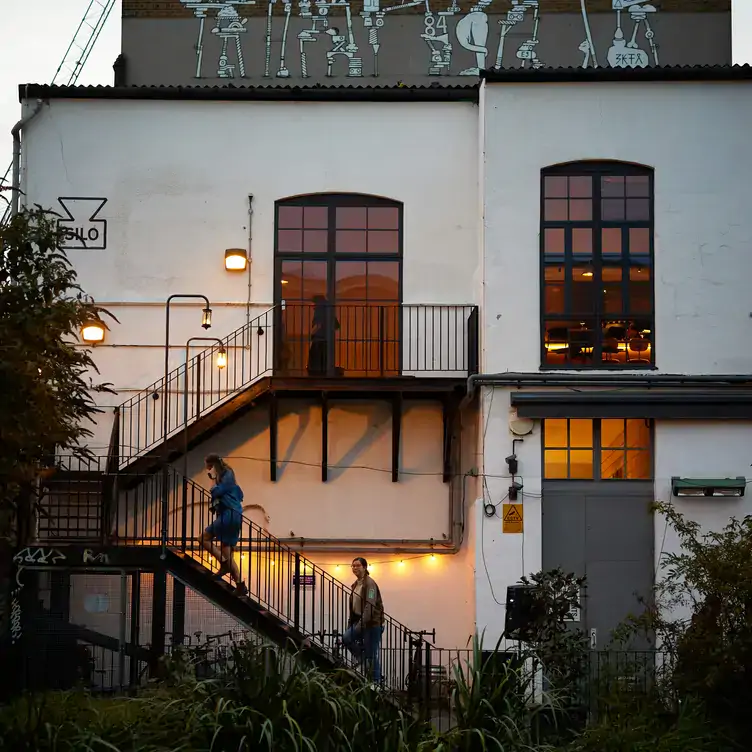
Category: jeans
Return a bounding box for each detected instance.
[342,623,383,682]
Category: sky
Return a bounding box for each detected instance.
[0,0,751,181]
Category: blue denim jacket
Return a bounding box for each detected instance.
[210,468,244,514]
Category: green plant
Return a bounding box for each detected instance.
[519,569,589,708]
[0,206,115,541]
[609,501,752,745]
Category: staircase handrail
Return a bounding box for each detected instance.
[115,305,277,464]
[166,467,428,691]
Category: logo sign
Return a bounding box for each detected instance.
[292,574,315,589]
[57,197,108,250]
[502,503,523,534]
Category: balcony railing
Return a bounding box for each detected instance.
[278,303,478,379]
[115,303,478,466]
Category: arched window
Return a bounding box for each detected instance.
[275,193,402,377]
[540,161,654,369]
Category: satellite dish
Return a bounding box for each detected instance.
[509,409,534,437]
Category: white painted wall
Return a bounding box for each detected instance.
[20,95,479,647]
[654,420,752,622]
[482,80,752,376]
[475,387,542,645]
[20,97,480,448]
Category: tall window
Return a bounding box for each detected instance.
[541,162,654,368]
[275,194,402,377]
[543,418,652,480]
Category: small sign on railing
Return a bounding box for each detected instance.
[292,574,315,589]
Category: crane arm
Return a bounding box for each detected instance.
[2,0,117,223]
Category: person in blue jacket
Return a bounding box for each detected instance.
[199,453,248,596]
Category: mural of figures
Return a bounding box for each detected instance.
[180,1,257,79]
[121,0,729,86]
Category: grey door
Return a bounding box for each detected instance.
[542,481,654,649]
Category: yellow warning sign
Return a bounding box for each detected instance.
[502,504,523,534]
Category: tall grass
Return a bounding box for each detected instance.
[0,636,559,752]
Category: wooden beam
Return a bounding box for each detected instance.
[269,392,278,482]
[321,393,329,483]
[392,394,402,483]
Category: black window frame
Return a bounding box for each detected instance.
[539,161,655,370]
[541,418,654,481]
[274,192,404,306]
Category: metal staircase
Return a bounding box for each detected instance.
[116,305,277,475]
[36,455,424,696]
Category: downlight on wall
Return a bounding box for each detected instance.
[225,248,248,271]
[671,477,746,498]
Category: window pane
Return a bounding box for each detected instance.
[544,320,595,365]
[602,266,623,315]
[602,419,625,448]
[629,227,650,256]
[626,198,650,221]
[572,269,595,313]
[601,176,624,197]
[335,261,367,300]
[626,449,651,479]
[303,229,328,253]
[629,266,652,314]
[337,230,367,253]
[368,230,399,254]
[278,206,303,228]
[602,227,622,256]
[544,228,565,257]
[366,261,400,300]
[280,261,303,298]
[601,449,625,479]
[602,199,625,221]
[569,199,592,221]
[337,207,367,229]
[278,229,303,252]
[368,207,399,230]
[626,175,650,197]
[569,176,592,198]
[570,450,594,479]
[544,266,565,314]
[544,450,568,478]
[572,228,593,258]
[545,199,568,221]
[544,419,568,448]
[544,176,568,198]
[304,206,328,229]
[570,419,593,448]
[626,419,650,448]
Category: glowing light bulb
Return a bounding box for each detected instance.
[270,560,275,567]
[398,560,405,567]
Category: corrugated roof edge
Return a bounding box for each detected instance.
[480,64,752,83]
[18,82,480,103]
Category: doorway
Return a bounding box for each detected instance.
[274,194,403,378]
[541,418,655,650]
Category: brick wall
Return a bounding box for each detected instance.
[123,0,731,20]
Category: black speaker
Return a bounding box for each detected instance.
[505,584,537,640]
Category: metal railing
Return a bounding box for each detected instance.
[114,302,478,469]
[117,306,276,468]
[278,302,479,378]
[38,455,434,694]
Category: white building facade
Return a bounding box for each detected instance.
[15,65,752,653]
[475,68,752,647]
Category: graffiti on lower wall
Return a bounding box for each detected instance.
[177,0,661,80]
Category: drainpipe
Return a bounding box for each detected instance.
[11,96,44,217]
